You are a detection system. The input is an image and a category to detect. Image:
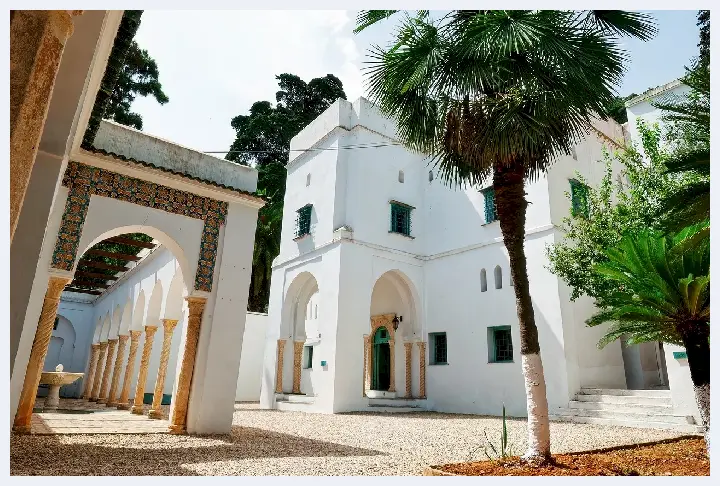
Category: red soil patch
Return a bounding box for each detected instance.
[432,437,708,476]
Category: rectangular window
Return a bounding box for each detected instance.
[570,179,589,218]
[429,332,447,365]
[488,326,514,363]
[295,204,312,238]
[303,345,314,369]
[390,201,413,236]
[482,188,497,223]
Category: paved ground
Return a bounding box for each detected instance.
[11,401,685,475]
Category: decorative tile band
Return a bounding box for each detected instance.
[52,161,228,292]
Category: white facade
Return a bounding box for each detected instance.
[259,97,699,424]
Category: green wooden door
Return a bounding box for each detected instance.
[372,327,391,391]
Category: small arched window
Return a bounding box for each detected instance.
[494,265,503,289]
[480,269,487,292]
[314,304,318,319]
[428,170,434,182]
[306,173,311,186]
[398,170,405,183]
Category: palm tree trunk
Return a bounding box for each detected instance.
[679,325,710,450]
[493,159,551,462]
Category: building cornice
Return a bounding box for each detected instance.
[625,79,683,108]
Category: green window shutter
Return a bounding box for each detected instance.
[490,326,513,362]
[483,188,497,223]
[295,205,312,237]
[390,202,412,236]
[570,179,589,218]
[430,332,447,364]
[305,346,314,369]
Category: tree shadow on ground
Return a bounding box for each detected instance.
[338,411,529,422]
[10,425,385,476]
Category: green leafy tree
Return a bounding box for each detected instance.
[605,93,638,124]
[226,74,346,312]
[105,41,170,130]
[546,121,700,302]
[355,9,656,461]
[587,224,710,444]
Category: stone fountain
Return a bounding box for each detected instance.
[39,364,83,410]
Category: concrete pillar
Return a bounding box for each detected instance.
[130,326,158,414]
[274,339,285,394]
[292,340,304,394]
[82,343,100,399]
[117,330,141,410]
[90,342,107,401]
[417,341,426,399]
[107,335,128,407]
[169,298,206,433]
[12,274,71,432]
[148,319,178,419]
[10,10,81,242]
[404,341,413,398]
[97,338,117,403]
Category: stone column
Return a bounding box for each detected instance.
[291,340,304,394]
[13,275,71,432]
[82,343,100,399]
[117,330,141,410]
[10,11,81,242]
[97,338,117,403]
[169,297,206,434]
[363,335,370,396]
[90,342,108,401]
[417,341,426,399]
[404,341,413,399]
[148,319,178,419]
[275,339,286,394]
[388,339,397,393]
[130,325,158,414]
[107,335,129,407]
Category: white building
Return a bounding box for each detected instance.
[257,97,702,432]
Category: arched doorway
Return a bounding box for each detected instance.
[372,327,391,391]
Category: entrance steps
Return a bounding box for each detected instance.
[275,393,316,412]
[367,397,424,413]
[551,388,703,434]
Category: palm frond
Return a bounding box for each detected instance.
[354,10,401,33]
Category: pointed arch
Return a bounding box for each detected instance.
[146,279,164,327]
[164,268,186,321]
[132,289,146,331]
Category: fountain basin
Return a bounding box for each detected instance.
[39,370,83,410]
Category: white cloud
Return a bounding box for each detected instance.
[131,10,366,155]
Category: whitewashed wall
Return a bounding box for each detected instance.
[235,312,268,402]
[260,97,634,416]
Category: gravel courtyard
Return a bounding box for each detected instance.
[11,402,684,476]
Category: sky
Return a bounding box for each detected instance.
[131,10,701,157]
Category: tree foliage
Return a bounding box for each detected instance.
[546,121,702,302]
[105,41,170,130]
[604,93,637,124]
[226,74,346,312]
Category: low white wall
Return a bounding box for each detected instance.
[235,313,267,402]
[663,343,701,423]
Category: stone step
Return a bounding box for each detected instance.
[550,414,704,434]
[567,400,673,415]
[574,394,672,406]
[579,388,671,398]
[554,407,694,425]
[365,406,423,413]
[276,401,319,413]
[275,394,315,404]
[367,398,423,408]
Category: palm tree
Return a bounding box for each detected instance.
[355,10,656,461]
[588,222,710,447]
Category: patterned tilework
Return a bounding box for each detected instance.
[52,161,229,292]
